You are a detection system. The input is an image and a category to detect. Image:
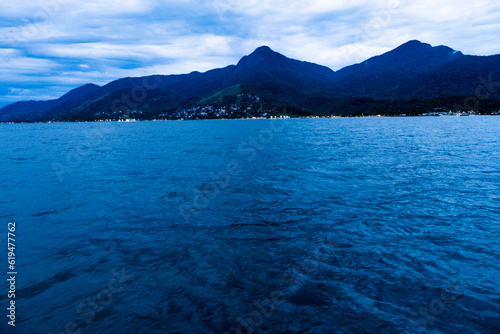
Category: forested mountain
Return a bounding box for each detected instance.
[2,40,500,122]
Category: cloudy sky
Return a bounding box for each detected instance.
[1,0,499,107]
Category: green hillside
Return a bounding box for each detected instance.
[199,84,242,105]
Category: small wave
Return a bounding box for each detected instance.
[31,210,58,217]
[18,269,77,299]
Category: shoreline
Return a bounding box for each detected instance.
[1,113,499,124]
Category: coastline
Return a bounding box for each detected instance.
[1,112,499,124]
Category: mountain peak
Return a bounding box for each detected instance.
[373,40,462,65]
[236,46,286,71]
[246,45,284,60]
[394,40,461,55]
[252,45,275,55]
[395,40,431,51]
[401,39,425,46]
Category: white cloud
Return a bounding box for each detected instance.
[0,50,59,75]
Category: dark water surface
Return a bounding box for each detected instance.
[1,117,499,333]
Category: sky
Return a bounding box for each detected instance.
[1,0,500,107]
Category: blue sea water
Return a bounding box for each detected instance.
[0,117,499,334]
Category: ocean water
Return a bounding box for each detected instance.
[1,117,499,334]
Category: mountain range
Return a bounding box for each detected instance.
[2,40,500,122]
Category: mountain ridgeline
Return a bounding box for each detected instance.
[2,40,500,122]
